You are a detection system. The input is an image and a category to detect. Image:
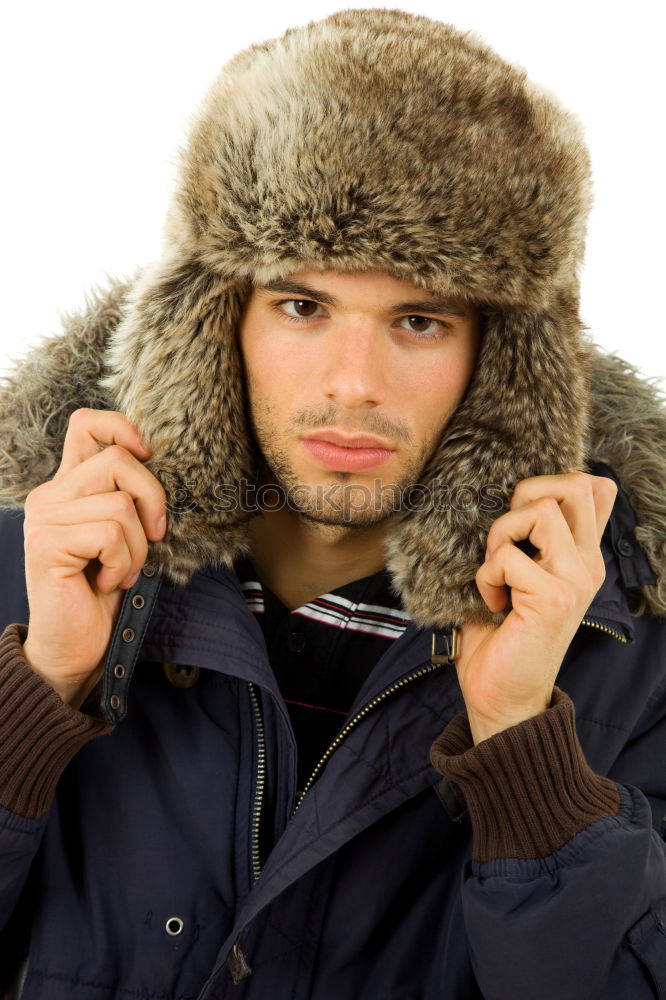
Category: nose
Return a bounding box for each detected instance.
[320,317,388,409]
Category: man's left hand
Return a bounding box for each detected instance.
[456,472,618,744]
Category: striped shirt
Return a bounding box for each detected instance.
[234,557,410,792]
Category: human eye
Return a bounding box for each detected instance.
[276,299,326,322]
[396,315,450,339]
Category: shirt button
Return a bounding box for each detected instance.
[615,537,634,558]
[287,631,306,652]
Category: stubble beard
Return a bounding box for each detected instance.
[252,425,434,530]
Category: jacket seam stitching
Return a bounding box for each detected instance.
[576,715,631,734]
[25,968,191,999]
[275,765,436,866]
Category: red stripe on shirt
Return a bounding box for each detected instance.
[284,698,348,717]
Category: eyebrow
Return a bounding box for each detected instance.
[259,280,471,318]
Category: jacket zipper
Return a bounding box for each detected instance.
[291,617,627,813]
[292,661,446,815]
[230,615,627,989]
[580,617,628,643]
[248,682,266,883]
[250,619,625,864]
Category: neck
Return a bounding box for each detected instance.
[245,506,389,609]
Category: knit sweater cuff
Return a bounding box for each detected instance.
[0,623,113,820]
[430,687,621,863]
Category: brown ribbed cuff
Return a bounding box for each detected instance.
[0,623,114,820]
[430,687,621,863]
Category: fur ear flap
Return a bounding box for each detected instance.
[99,257,256,583]
[586,350,666,619]
[0,278,127,509]
[385,303,592,627]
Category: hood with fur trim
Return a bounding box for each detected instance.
[1,9,664,626]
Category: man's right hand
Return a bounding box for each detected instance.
[21,408,167,707]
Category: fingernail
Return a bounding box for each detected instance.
[156,515,167,537]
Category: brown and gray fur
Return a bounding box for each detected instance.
[1,9,664,626]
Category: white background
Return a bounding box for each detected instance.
[1,0,664,390]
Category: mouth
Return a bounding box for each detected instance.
[309,429,393,448]
[300,429,396,472]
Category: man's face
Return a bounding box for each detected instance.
[238,269,481,527]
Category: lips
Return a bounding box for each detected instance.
[300,429,395,471]
[303,429,393,450]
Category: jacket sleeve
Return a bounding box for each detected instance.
[430,686,666,1000]
[0,624,112,941]
[0,507,113,985]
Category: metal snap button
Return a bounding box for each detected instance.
[165,916,184,936]
[110,695,121,710]
[142,565,157,577]
[163,662,200,689]
[616,537,634,558]
[122,627,135,642]
[286,631,306,652]
[132,594,145,610]
[113,663,126,679]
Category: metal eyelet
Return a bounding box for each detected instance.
[132,594,145,610]
[142,565,157,578]
[113,663,126,679]
[110,695,121,710]
[122,627,135,643]
[165,916,184,936]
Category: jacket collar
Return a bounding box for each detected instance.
[128,488,638,701]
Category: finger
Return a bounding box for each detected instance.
[509,472,616,554]
[477,539,576,617]
[45,445,167,541]
[25,521,134,594]
[486,496,586,584]
[34,491,154,584]
[589,476,618,544]
[55,408,152,479]
[509,473,596,551]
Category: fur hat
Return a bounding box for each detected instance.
[1,9,664,625]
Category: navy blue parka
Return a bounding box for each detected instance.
[0,467,665,1000]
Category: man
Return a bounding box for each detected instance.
[0,9,664,999]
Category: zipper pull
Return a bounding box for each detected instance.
[430,627,459,666]
[228,931,252,983]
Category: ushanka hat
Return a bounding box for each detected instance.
[1,9,664,625]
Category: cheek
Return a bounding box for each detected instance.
[242,327,312,392]
[408,351,477,428]
[397,353,475,462]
